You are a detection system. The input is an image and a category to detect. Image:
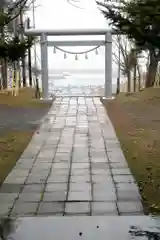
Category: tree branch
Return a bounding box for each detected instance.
[66,0,84,9]
[7,0,36,23]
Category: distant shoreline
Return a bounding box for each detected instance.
[49,69,105,74]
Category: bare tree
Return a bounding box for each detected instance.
[6,0,36,23]
[113,35,142,93]
[113,35,131,92]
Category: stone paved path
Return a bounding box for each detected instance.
[0,97,143,216]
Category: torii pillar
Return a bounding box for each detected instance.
[40,33,49,99]
[104,31,112,99]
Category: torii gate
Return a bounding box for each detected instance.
[25,28,112,99]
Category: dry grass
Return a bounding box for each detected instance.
[0,131,33,184]
[102,88,160,214]
[0,87,52,108]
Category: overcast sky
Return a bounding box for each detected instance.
[27,0,118,79]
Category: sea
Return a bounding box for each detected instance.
[45,69,117,96]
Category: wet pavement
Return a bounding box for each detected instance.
[0,105,50,136]
[0,97,143,216]
[0,216,160,240]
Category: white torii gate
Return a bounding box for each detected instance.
[25,28,112,99]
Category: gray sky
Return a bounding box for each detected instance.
[27,0,118,80]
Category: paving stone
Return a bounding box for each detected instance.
[0,203,13,216]
[91,169,111,175]
[38,202,64,214]
[72,157,89,163]
[52,163,70,169]
[91,202,118,215]
[16,159,34,167]
[70,175,90,183]
[11,202,38,216]
[22,184,45,193]
[32,162,52,167]
[93,182,115,191]
[26,176,48,184]
[91,158,108,163]
[110,162,128,169]
[71,169,90,175]
[68,191,91,201]
[90,152,107,160]
[108,152,126,163]
[57,148,71,153]
[69,183,91,192]
[28,171,49,176]
[4,176,27,184]
[105,141,121,151]
[14,163,33,169]
[117,189,141,201]
[32,163,51,170]
[45,183,68,192]
[91,163,109,170]
[93,188,116,201]
[72,152,88,157]
[112,168,131,175]
[7,170,30,177]
[73,149,88,155]
[30,169,49,176]
[0,184,23,193]
[113,175,135,183]
[117,201,143,214]
[116,182,139,191]
[35,157,54,163]
[54,157,65,163]
[38,150,55,158]
[0,193,18,202]
[55,152,71,158]
[47,175,68,183]
[20,153,37,159]
[72,163,89,169]
[65,202,90,214]
[17,193,42,202]
[92,175,113,184]
[43,192,67,201]
[50,169,69,175]
[30,168,51,173]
